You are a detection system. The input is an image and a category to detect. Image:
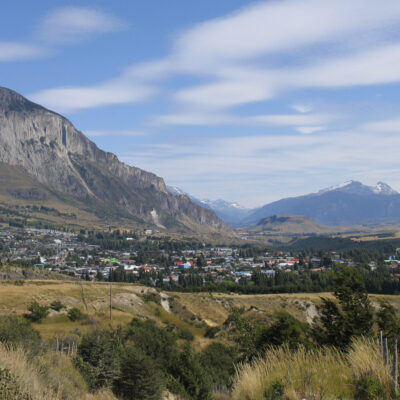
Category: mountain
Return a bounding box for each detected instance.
[243,180,400,226]
[246,214,350,235]
[0,87,232,235]
[166,185,250,225]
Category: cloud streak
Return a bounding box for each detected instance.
[0,42,47,62]
[37,7,127,44]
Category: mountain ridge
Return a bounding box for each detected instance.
[0,87,232,236]
[243,180,400,226]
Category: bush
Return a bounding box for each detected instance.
[141,292,161,305]
[204,326,220,338]
[354,373,386,400]
[50,300,66,312]
[0,367,30,400]
[177,327,194,341]
[0,316,41,350]
[125,319,178,369]
[264,380,284,400]
[200,342,237,388]
[67,307,85,322]
[24,301,49,323]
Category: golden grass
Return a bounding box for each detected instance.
[0,343,120,400]
[231,338,393,400]
[0,343,87,399]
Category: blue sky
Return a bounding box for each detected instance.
[2,0,400,207]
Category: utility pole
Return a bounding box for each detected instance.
[110,279,112,320]
[394,338,398,393]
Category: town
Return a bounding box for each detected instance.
[2,227,400,294]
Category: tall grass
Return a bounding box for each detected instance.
[231,338,393,400]
[0,343,118,400]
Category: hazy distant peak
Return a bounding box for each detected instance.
[166,185,187,196]
[372,181,398,195]
[318,180,397,196]
[201,198,247,211]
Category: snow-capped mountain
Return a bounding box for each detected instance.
[166,186,250,225]
[242,180,400,226]
[318,180,398,196]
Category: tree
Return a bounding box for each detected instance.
[78,329,124,390]
[313,266,373,348]
[376,300,400,339]
[200,342,237,387]
[113,347,164,400]
[170,343,212,400]
[256,311,311,351]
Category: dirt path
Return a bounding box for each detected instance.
[160,292,171,313]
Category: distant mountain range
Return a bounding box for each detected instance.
[167,186,250,225]
[169,180,400,228]
[242,180,400,226]
[0,87,232,236]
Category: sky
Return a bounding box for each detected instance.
[2,0,400,208]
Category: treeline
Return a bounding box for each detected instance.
[79,230,207,253]
[287,235,400,255]
[107,265,400,295]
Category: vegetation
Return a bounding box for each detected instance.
[231,339,393,400]
[24,301,49,323]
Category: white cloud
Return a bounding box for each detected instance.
[38,7,127,44]
[28,79,155,113]
[27,0,400,116]
[296,126,325,134]
[173,0,400,68]
[292,104,312,113]
[0,42,47,61]
[155,111,332,128]
[119,128,400,206]
[85,129,146,137]
[362,118,400,133]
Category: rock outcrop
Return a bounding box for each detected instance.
[0,87,231,234]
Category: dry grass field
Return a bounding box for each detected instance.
[1,279,399,341]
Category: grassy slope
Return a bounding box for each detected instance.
[0,279,399,343]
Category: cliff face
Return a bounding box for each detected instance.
[0,87,230,233]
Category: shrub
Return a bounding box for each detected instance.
[264,380,284,400]
[141,292,161,305]
[125,318,178,369]
[24,301,49,323]
[204,326,220,338]
[200,342,237,388]
[0,316,41,350]
[177,327,194,341]
[0,367,30,400]
[67,307,85,322]
[354,373,386,400]
[50,300,65,312]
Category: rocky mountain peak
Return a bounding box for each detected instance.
[0,87,231,235]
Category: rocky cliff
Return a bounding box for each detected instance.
[0,87,231,234]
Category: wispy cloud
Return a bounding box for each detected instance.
[0,42,47,62]
[37,7,127,44]
[85,129,146,137]
[292,104,313,114]
[25,0,400,119]
[362,118,400,132]
[155,112,333,130]
[296,126,325,134]
[119,128,400,206]
[28,77,155,113]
